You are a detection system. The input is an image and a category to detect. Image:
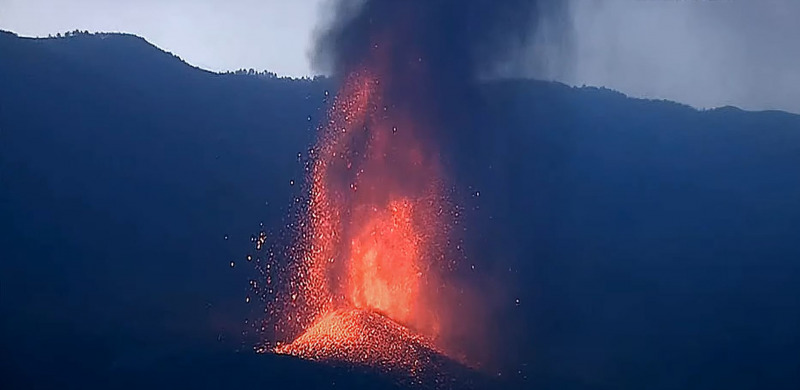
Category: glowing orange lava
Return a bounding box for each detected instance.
[274,308,440,376]
[274,66,456,374]
[348,199,423,326]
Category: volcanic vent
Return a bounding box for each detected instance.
[275,309,440,376]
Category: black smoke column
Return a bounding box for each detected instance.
[313,0,568,139]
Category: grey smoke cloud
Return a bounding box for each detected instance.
[536,0,800,113]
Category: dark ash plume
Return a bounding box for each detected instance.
[313,0,567,82]
[311,0,570,145]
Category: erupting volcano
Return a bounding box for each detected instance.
[258,0,564,383]
[273,67,457,374]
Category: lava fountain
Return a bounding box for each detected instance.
[273,66,461,376]
[262,0,564,381]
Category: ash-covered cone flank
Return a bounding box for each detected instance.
[275,308,484,388]
[276,308,440,373]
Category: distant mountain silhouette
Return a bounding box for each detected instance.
[1,31,799,390]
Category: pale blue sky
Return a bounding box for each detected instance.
[0,0,324,76]
[1,0,799,113]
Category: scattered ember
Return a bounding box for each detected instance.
[263,65,465,381]
[242,27,487,387]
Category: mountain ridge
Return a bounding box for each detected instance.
[4,28,797,117]
[1,27,799,390]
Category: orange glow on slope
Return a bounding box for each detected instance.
[273,66,457,374]
[274,308,441,376]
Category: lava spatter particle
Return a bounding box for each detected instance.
[269,67,465,383]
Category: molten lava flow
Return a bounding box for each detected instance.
[273,68,455,374]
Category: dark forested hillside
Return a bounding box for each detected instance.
[1,31,799,389]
